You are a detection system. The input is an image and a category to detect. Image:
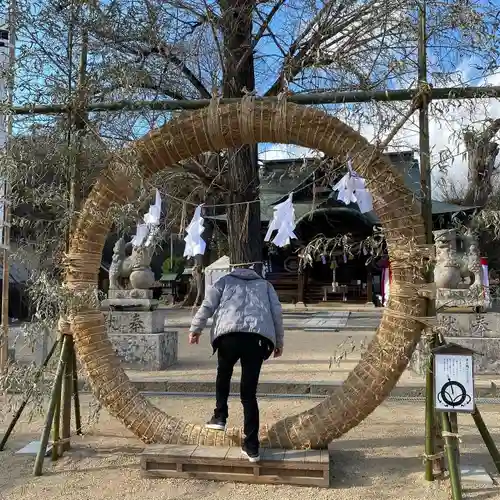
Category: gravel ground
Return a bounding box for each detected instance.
[1,396,499,500]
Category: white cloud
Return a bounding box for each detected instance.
[259,64,500,200]
[259,144,319,162]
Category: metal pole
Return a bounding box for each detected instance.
[0,0,15,372]
[9,85,500,116]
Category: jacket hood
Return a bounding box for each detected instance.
[229,268,262,280]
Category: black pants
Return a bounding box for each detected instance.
[213,332,272,453]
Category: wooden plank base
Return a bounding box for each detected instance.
[141,444,330,488]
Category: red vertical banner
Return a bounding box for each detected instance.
[481,257,491,308]
[382,263,391,307]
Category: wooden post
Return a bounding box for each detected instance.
[366,266,373,305]
[297,267,305,304]
[303,264,309,305]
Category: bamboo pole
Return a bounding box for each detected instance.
[424,344,436,480]
[441,412,463,500]
[33,335,71,476]
[0,339,59,450]
[417,0,439,482]
[61,336,73,452]
[10,85,500,116]
[51,373,62,461]
[471,406,500,474]
[418,0,433,244]
[51,335,65,461]
[72,347,82,435]
[449,412,460,469]
[64,2,87,441]
[0,0,16,372]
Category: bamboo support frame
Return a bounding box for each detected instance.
[72,348,82,435]
[61,336,73,452]
[0,0,16,373]
[8,85,500,116]
[471,406,500,474]
[418,0,440,482]
[440,412,463,500]
[51,374,62,461]
[449,412,460,469]
[33,334,71,476]
[424,340,437,480]
[0,339,59,451]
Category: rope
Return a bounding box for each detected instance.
[422,451,444,464]
[164,191,260,208]
[239,89,256,145]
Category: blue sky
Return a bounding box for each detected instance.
[5,0,500,198]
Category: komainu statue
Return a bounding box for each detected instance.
[109,234,156,291]
[433,228,487,310]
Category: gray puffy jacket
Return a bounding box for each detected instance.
[189,268,284,349]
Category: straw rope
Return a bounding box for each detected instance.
[65,100,428,449]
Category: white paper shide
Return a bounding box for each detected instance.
[264,194,297,248]
[183,205,207,258]
[333,158,373,214]
[131,189,162,248]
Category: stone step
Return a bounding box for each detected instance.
[141,444,330,487]
[127,378,500,399]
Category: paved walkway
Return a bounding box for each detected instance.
[165,308,383,331]
[129,328,374,384]
[127,325,500,397]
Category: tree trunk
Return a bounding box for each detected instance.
[463,123,500,207]
[222,0,262,268]
[182,220,214,307]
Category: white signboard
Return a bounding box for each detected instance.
[434,354,474,412]
[204,256,230,293]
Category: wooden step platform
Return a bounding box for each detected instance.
[141,444,330,487]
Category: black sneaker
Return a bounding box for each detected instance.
[241,445,260,463]
[205,416,226,431]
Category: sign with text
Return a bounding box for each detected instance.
[434,352,474,413]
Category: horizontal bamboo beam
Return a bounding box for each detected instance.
[10,85,500,116]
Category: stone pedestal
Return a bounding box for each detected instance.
[103,309,178,371]
[436,286,485,311]
[410,312,500,375]
[101,289,158,311]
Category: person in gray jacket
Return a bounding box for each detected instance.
[189,265,284,462]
